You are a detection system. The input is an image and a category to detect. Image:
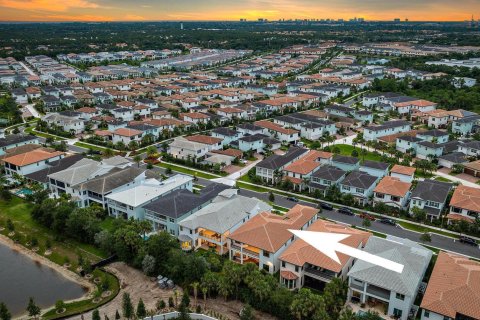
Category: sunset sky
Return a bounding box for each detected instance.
[0,0,478,22]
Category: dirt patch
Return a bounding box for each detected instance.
[65,262,278,320]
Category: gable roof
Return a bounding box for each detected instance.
[361,160,390,171]
[311,165,346,181]
[228,204,318,253]
[347,236,432,296]
[280,219,370,271]
[420,252,480,319]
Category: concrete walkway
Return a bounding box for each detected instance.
[211,159,261,186]
[24,104,41,118]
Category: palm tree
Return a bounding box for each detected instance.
[145,146,157,158]
[201,286,208,309]
[191,282,199,307]
[133,155,142,168]
[103,148,114,158]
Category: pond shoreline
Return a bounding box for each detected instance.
[0,234,96,319]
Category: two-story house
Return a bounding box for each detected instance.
[308,165,347,196]
[142,183,230,237]
[280,219,371,290]
[0,134,39,156]
[340,171,378,206]
[4,149,65,177]
[348,236,432,320]
[373,176,412,210]
[447,185,480,224]
[409,179,452,221]
[228,204,318,274]
[177,190,272,254]
[364,120,411,141]
[255,147,308,183]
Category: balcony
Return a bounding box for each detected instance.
[199,230,222,243]
[366,284,390,301]
[350,282,365,292]
[231,244,259,257]
[304,267,336,282]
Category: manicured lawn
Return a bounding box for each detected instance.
[434,176,452,183]
[396,220,458,239]
[42,268,120,320]
[156,162,220,179]
[0,197,120,319]
[236,181,270,193]
[27,127,67,141]
[0,197,106,263]
[74,142,110,153]
[332,144,383,162]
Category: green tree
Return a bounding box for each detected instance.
[362,218,371,228]
[0,302,11,320]
[136,299,147,319]
[411,206,427,223]
[122,293,134,320]
[240,304,254,320]
[92,309,101,320]
[268,191,275,203]
[290,288,322,320]
[133,155,142,168]
[26,297,40,320]
[420,232,432,243]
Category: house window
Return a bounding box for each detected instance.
[263,251,270,258]
[295,266,299,272]
[392,196,400,202]
[343,186,350,191]
[424,311,429,318]
[282,261,285,267]
[395,293,405,300]
[393,309,402,318]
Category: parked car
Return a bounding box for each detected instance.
[379,218,396,226]
[459,236,477,246]
[319,202,333,211]
[338,207,354,216]
[287,197,299,202]
[359,213,376,221]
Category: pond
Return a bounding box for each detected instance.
[0,242,87,316]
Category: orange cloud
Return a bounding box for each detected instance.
[0,0,99,12]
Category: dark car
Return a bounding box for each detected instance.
[319,202,333,211]
[379,218,396,226]
[338,207,354,216]
[359,213,376,221]
[287,197,299,202]
[459,236,477,246]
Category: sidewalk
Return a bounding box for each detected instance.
[435,170,479,188]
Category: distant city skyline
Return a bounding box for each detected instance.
[0,0,479,22]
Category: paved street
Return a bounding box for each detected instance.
[235,188,480,259]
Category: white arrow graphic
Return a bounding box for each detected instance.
[289,230,404,274]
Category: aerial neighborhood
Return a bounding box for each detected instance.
[1,31,480,320]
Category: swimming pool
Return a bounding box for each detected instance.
[15,188,33,195]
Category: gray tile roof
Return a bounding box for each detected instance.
[256,147,308,170]
[178,191,272,233]
[142,183,230,218]
[78,167,157,194]
[311,165,346,181]
[411,179,452,203]
[332,155,360,165]
[361,160,390,171]
[348,236,432,296]
[438,152,467,164]
[341,171,377,189]
[0,134,37,148]
[25,154,84,183]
